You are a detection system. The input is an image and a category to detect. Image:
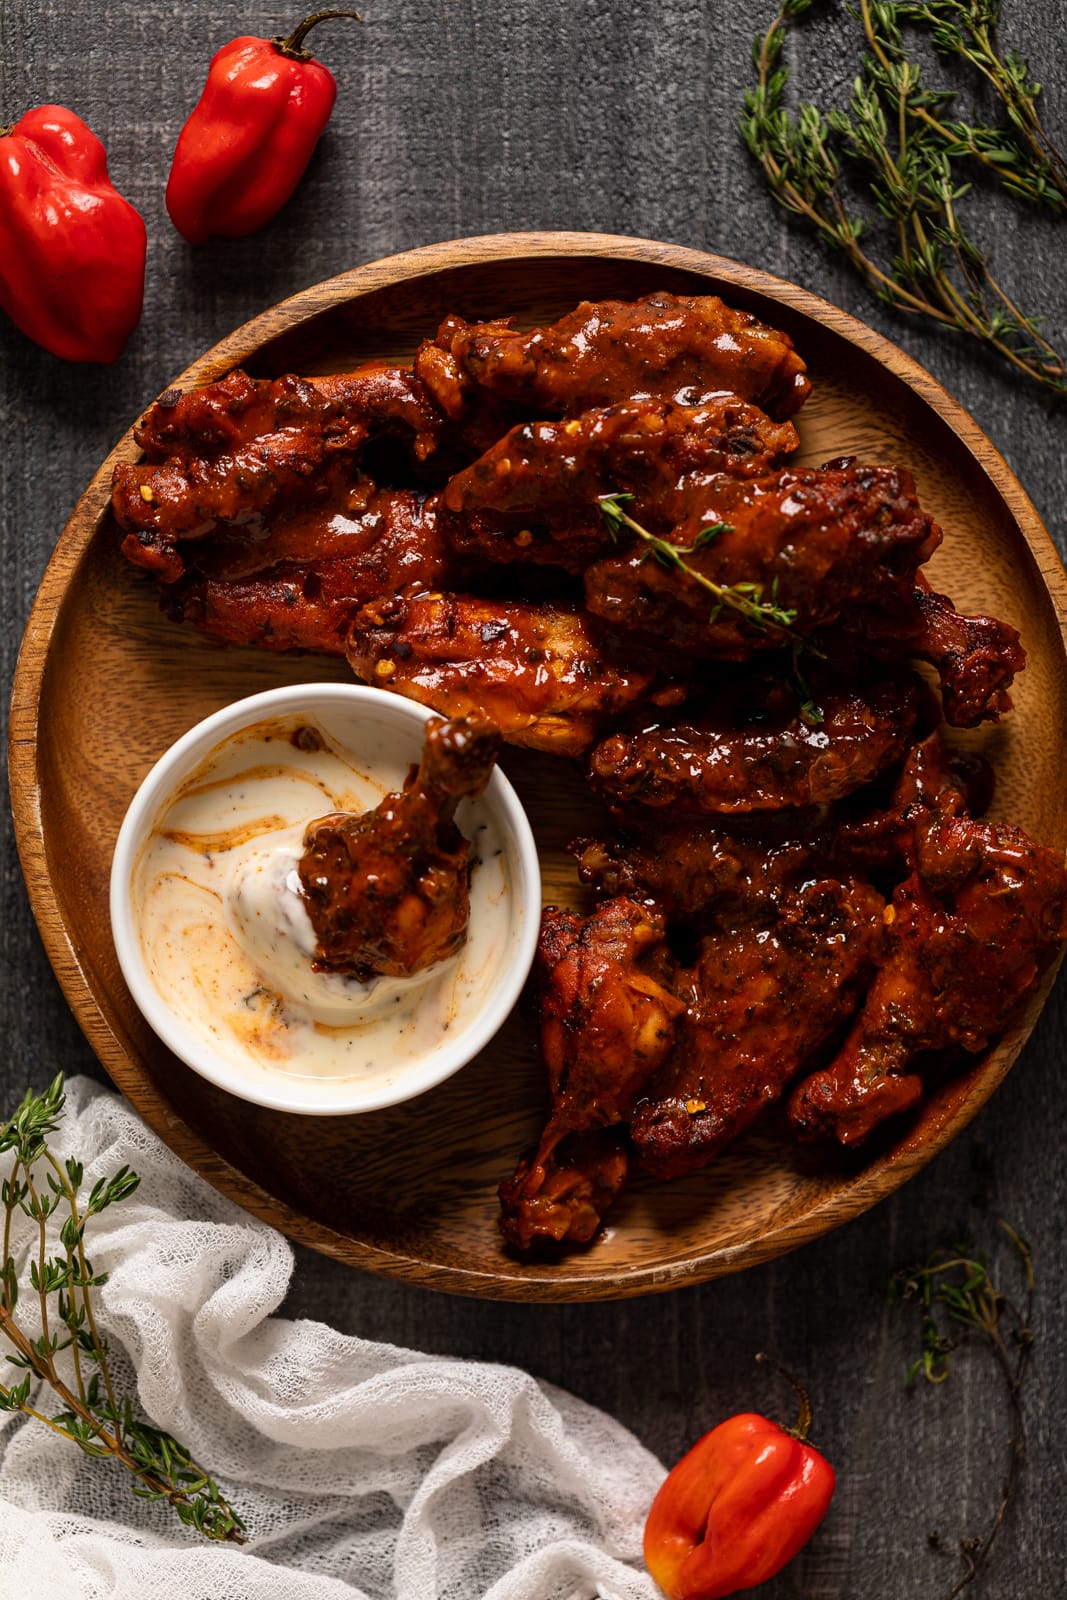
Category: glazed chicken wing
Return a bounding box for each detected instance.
[347,592,687,756]
[584,462,941,658]
[165,490,454,655]
[789,814,1067,1146]
[499,897,686,1249]
[298,714,501,980]
[114,365,446,582]
[440,396,798,572]
[416,291,812,423]
[133,365,444,464]
[631,875,885,1178]
[588,668,922,814]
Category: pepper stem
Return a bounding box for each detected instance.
[0,124,14,138]
[272,9,363,61]
[755,1351,814,1441]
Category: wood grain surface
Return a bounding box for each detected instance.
[3,4,1067,1594]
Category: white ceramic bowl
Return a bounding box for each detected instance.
[110,683,541,1115]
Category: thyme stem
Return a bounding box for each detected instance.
[0,1075,246,1543]
[741,0,1067,397]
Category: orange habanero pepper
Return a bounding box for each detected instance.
[0,106,146,363]
[644,1360,835,1600]
[166,9,362,245]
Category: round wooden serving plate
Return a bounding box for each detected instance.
[10,232,1067,1301]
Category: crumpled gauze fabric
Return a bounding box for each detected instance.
[0,1077,666,1600]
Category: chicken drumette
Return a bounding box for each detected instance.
[298,713,501,980]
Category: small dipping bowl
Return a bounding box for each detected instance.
[110,684,541,1115]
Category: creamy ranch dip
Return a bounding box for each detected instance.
[131,713,510,1097]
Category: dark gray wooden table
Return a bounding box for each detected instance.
[3,3,1065,1593]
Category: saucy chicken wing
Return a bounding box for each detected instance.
[789,813,1067,1146]
[298,713,501,980]
[440,395,798,572]
[347,592,687,756]
[499,897,685,1249]
[631,875,885,1178]
[588,668,922,814]
[416,292,812,423]
[584,462,941,658]
[165,490,454,655]
[114,365,447,582]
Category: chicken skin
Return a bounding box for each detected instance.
[298,714,501,980]
[416,292,812,423]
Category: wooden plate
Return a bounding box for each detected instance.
[10,232,1067,1301]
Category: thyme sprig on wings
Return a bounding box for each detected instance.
[597,493,801,640]
[741,0,1067,396]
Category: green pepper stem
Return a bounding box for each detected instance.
[272,9,363,61]
[0,124,14,139]
[755,1351,814,1441]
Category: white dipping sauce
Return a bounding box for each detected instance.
[132,713,510,1096]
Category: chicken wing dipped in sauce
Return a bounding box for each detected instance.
[499,897,686,1249]
[348,591,688,756]
[440,395,799,573]
[415,291,811,424]
[298,713,501,980]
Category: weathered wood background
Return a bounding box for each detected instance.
[2,2,1065,1593]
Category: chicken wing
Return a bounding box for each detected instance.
[499,897,685,1249]
[440,396,798,572]
[133,365,443,464]
[114,365,446,582]
[588,668,921,814]
[584,462,941,658]
[416,291,812,422]
[631,875,885,1178]
[789,814,1067,1146]
[298,713,501,979]
[347,592,687,756]
[164,490,454,655]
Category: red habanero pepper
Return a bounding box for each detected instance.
[0,106,146,363]
[166,10,362,244]
[643,1358,835,1600]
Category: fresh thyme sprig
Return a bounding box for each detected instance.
[889,1220,1033,1597]
[741,1,1067,396]
[597,493,803,641]
[895,1,1067,207]
[0,1074,247,1543]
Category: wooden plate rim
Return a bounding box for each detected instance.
[9,229,1067,1301]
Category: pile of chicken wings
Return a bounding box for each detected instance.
[113,291,1067,1254]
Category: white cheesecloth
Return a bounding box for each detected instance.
[0,1076,666,1600]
